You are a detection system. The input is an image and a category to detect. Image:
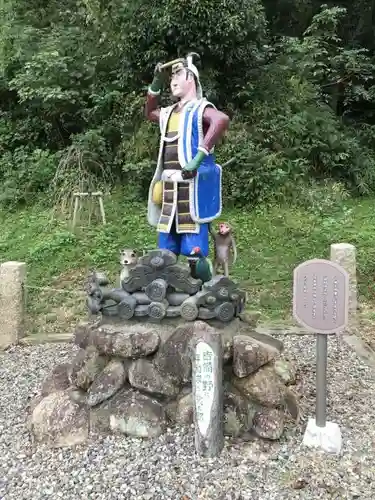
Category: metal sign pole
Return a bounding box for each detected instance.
[315,333,328,427]
[292,258,349,454]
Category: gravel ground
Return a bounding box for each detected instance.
[0,335,374,500]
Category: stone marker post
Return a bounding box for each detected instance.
[191,321,224,457]
[293,258,349,454]
[0,261,26,349]
[330,243,357,320]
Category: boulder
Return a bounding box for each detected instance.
[153,323,194,384]
[30,390,89,447]
[252,408,285,440]
[232,335,279,378]
[111,325,160,358]
[73,321,101,349]
[74,322,161,358]
[231,364,286,408]
[41,363,71,397]
[238,325,284,353]
[284,388,300,421]
[128,359,180,398]
[68,346,108,390]
[90,388,166,438]
[86,359,127,407]
[90,328,116,355]
[223,383,256,437]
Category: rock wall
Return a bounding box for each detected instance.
[86,249,246,323]
[29,320,299,448]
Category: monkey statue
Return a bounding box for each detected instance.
[210,222,237,277]
[119,248,138,286]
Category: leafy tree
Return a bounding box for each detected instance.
[0,0,375,207]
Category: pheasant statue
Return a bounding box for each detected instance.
[190,246,213,283]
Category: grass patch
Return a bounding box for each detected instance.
[1,189,375,337]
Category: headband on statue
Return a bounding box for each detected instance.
[171,55,203,99]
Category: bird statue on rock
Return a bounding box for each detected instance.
[190,246,213,283]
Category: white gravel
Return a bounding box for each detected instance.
[0,334,374,500]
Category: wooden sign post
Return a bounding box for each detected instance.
[293,258,349,454]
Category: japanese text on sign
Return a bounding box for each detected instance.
[194,342,215,436]
[293,259,349,334]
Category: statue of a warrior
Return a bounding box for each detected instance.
[145,53,230,274]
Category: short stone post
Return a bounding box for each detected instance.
[330,243,357,320]
[191,321,224,457]
[0,261,26,349]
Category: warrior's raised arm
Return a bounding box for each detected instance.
[145,91,160,123]
[144,63,164,123]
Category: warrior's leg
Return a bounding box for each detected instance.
[157,220,181,256]
[180,223,210,257]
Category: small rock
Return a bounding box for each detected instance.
[128,359,180,397]
[231,364,286,407]
[291,478,309,490]
[232,335,279,377]
[68,346,108,390]
[87,359,127,407]
[175,392,194,425]
[41,363,71,397]
[27,394,44,415]
[274,359,297,385]
[252,407,285,440]
[68,388,87,405]
[153,323,195,384]
[30,390,89,447]
[239,310,261,327]
[222,339,233,363]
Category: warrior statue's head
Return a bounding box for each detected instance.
[170,53,203,101]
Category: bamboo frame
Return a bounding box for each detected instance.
[72,191,106,227]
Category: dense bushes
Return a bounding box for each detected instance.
[0,1,375,208]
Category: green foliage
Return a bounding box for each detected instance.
[0,147,57,208]
[0,1,375,206]
[217,5,375,204]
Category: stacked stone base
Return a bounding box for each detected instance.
[29,319,299,448]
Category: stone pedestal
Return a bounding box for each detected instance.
[0,261,26,349]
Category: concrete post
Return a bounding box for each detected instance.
[0,261,26,349]
[330,243,357,319]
